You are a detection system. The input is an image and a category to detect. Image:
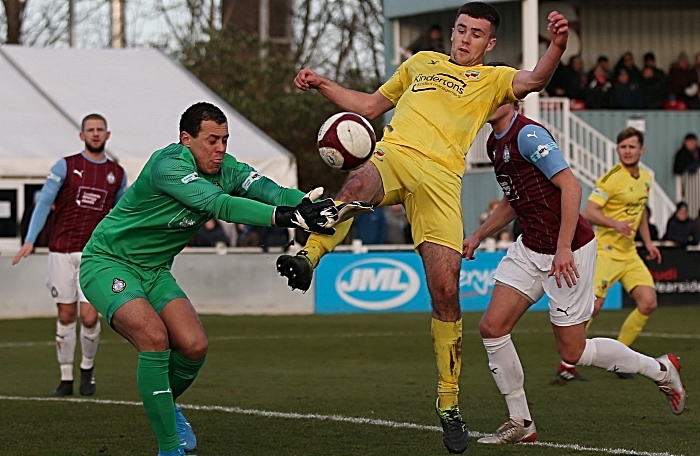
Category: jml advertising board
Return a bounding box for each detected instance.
[315,251,621,314]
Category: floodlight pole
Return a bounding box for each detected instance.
[521,0,540,121]
[68,0,75,47]
[110,0,125,48]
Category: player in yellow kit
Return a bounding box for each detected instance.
[556,127,663,382]
[277,3,570,453]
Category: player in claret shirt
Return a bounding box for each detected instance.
[79,102,360,456]
[13,113,127,398]
[463,98,686,445]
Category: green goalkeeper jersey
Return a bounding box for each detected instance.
[84,143,305,269]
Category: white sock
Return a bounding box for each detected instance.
[576,338,666,382]
[483,335,531,424]
[80,320,101,370]
[560,361,575,368]
[56,321,77,381]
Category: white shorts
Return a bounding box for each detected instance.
[47,252,87,304]
[493,237,596,327]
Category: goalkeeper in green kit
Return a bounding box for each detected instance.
[80,102,370,456]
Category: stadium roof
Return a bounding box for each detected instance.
[0,45,297,188]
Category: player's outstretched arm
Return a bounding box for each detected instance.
[463,196,515,259]
[511,11,568,99]
[294,68,394,120]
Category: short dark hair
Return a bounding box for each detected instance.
[81,113,107,131]
[455,2,501,34]
[684,133,697,141]
[179,102,227,138]
[617,127,644,146]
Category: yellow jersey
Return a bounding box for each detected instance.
[588,164,652,260]
[378,52,518,176]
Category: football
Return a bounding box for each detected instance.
[317,112,376,171]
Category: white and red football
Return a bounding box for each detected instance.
[317,112,376,171]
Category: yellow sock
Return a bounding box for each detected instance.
[303,218,353,268]
[586,317,594,331]
[617,308,649,347]
[432,318,462,409]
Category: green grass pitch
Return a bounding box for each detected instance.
[0,307,697,455]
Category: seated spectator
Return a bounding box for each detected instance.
[668,52,699,109]
[613,51,642,84]
[612,69,644,109]
[384,204,409,244]
[587,55,611,82]
[673,133,700,175]
[236,224,261,247]
[404,24,444,59]
[260,226,290,252]
[634,205,659,242]
[545,62,568,97]
[584,65,613,109]
[641,52,668,109]
[190,218,231,247]
[352,209,387,245]
[662,201,700,247]
[561,55,588,100]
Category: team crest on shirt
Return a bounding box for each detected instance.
[112,278,126,293]
[107,171,116,185]
[502,145,510,163]
[600,280,609,291]
[644,182,651,192]
[464,70,480,79]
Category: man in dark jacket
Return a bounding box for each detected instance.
[673,133,700,175]
[663,202,700,246]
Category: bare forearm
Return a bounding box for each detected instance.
[557,183,580,248]
[316,78,385,120]
[474,199,516,241]
[513,43,565,98]
[582,206,616,228]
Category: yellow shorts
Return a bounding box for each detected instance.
[370,141,463,252]
[594,253,655,297]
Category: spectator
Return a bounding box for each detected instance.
[352,209,387,245]
[694,52,700,86]
[236,224,261,247]
[641,52,668,109]
[587,55,611,82]
[612,69,644,109]
[545,62,568,97]
[668,52,699,108]
[635,206,659,242]
[404,24,444,59]
[561,56,588,100]
[662,201,700,247]
[672,133,700,175]
[613,51,642,84]
[189,218,231,247]
[585,65,614,109]
[260,226,290,252]
[384,204,409,244]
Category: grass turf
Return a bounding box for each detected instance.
[0,307,697,455]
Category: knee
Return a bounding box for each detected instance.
[637,299,657,316]
[140,330,170,352]
[431,285,460,321]
[58,308,78,325]
[559,344,585,365]
[179,338,208,360]
[81,314,99,328]
[479,317,506,339]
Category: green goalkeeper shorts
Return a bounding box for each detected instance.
[80,253,187,325]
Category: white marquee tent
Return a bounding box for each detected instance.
[0,45,297,188]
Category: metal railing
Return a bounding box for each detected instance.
[465,97,676,228]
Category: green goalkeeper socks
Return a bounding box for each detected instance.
[169,350,206,400]
[137,351,179,453]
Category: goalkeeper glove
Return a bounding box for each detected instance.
[273,187,336,235]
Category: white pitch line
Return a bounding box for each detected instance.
[0,395,684,456]
[1,329,698,349]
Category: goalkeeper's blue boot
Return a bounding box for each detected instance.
[157,447,185,456]
[276,250,314,292]
[174,405,197,452]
